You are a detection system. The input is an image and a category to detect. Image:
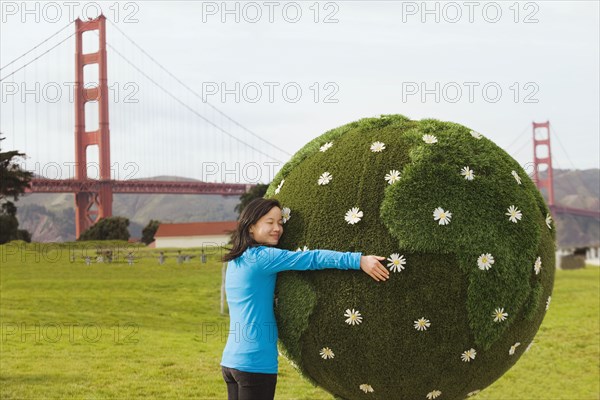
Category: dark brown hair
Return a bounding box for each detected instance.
[222,198,281,262]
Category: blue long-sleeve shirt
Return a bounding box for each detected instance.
[220,245,362,374]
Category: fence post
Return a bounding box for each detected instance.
[221,262,227,315]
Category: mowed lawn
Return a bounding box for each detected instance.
[1,242,598,400]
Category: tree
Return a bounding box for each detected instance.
[78,216,130,241]
[141,219,160,245]
[234,183,269,215]
[0,135,33,244]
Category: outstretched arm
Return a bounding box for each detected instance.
[254,247,389,281]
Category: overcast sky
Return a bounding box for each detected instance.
[1,1,598,183]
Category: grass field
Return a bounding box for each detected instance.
[1,241,598,399]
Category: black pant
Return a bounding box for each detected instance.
[222,366,277,400]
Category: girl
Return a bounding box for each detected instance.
[220,198,389,400]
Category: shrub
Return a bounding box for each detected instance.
[78,217,130,241]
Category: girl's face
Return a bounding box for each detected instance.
[249,206,284,246]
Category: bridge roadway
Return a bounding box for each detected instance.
[26,178,251,196]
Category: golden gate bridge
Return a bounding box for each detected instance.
[1,15,598,239]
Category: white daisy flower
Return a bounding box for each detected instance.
[422,134,438,144]
[506,205,522,223]
[546,296,551,311]
[493,307,508,322]
[534,256,542,275]
[467,390,481,397]
[477,253,495,271]
[281,207,291,224]
[470,130,483,140]
[295,246,309,252]
[344,309,363,326]
[545,213,553,229]
[461,348,477,362]
[320,142,333,152]
[433,207,452,225]
[275,179,284,194]
[414,317,431,331]
[319,347,334,360]
[359,384,374,393]
[387,253,406,273]
[385,170,401,185]
[370,141,386,152]
[509,342,521,355]
[511,170,522,185]
[525,342,534,353]
[344,207,363,225]
[461,166,475,181]
[318,172,332,186]
[427,390,442,399]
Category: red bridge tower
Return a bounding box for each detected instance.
[74,15,112,237]
[532,121,554,206]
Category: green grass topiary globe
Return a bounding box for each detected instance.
[267,115,555,400]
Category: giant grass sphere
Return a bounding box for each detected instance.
[267,115,555,400]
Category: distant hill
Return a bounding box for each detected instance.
[14,170,600,247]
[541,169,599,248]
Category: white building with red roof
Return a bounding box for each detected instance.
[153,221,236,248]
